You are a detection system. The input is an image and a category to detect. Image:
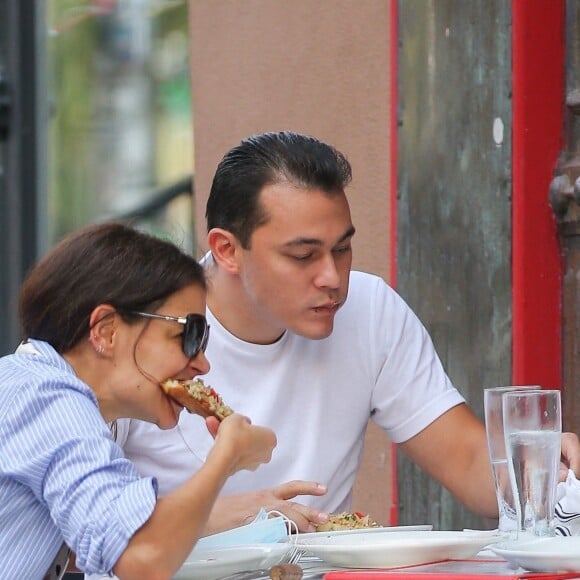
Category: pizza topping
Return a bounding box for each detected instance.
[161,378,234,420]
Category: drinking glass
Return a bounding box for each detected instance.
[484,386,540,534]
[503,389,562,537]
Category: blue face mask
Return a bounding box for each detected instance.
[194,509,294,550]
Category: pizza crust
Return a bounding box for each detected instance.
[161,378,233,421]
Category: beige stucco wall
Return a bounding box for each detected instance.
[189,0,394,524]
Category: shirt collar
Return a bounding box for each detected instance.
[17,339,75,374]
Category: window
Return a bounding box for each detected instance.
[48,0,195,250]
[0,0,195,355]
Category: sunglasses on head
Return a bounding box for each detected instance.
[127,311,210,359]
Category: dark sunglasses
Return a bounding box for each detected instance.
[127,311,210,359]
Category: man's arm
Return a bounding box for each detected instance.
[398,403,498,518]
[205,481,330,534]
[398,403,580,520]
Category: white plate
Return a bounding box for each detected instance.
[173,543,292,579]
[491,537,580,572]
[295,524,433,544]
[297,530,503,569]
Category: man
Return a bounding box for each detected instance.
[117,131,580,534]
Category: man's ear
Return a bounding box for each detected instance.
[207,228,242,274]
[88,304,117,355]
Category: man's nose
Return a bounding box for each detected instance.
[314,254,340,289]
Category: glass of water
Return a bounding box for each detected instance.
[484,386,540,534]
[503,389,562,537]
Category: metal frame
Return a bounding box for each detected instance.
[106,175,194,222]
[0,0,48,356]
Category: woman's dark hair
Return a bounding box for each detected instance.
[206,131,352,248]
[19,222,205,353]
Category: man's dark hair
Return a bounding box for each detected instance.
[206,131,352,248]
[19,222,205,353]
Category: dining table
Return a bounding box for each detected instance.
[172,528,580,580]
[301,555,580,580]
[222,550,580,580]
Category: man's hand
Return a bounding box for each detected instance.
[205,481,329,535]
[560,431,580,480]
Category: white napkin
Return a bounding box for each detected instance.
[555,469,580,536]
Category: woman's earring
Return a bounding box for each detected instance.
[96,344,104,355]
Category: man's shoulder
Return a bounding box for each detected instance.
[349,269,387,285]
[342,271,417,330]
[347,270,399,303]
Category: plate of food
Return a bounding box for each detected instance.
[295,530,503,569]
[173,543,293,579]
[295,512,432,544]
[491,536,580,572]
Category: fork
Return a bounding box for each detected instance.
[286,546,307,565]
[218,547,306,580]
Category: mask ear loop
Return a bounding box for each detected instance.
[266,509,299,546]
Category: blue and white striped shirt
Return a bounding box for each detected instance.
[0,340,158,579]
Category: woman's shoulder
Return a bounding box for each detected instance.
[0,343,96,419]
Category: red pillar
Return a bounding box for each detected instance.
[511,0,564,389]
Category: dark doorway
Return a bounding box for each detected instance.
[0,0,47,357]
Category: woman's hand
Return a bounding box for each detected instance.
[114,414,275,578]
[206,413,277,475]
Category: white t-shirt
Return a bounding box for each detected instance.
[116,270,464,512]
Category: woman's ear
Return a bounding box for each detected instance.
[88,304,116,356]
[207,228,242,274]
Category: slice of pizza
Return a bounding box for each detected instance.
[315,511,379,532]
[161,378,234,421]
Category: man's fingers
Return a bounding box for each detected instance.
[561,432,580,476]
[272,480,328,500]
[277,502,329,533]
[267,481,329,532]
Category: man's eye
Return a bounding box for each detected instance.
[334,245,351,254]
[291,253,313,261]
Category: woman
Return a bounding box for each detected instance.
[0,222,276,580]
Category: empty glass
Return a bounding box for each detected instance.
[484,386,540,534]
[503,389,562,537]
